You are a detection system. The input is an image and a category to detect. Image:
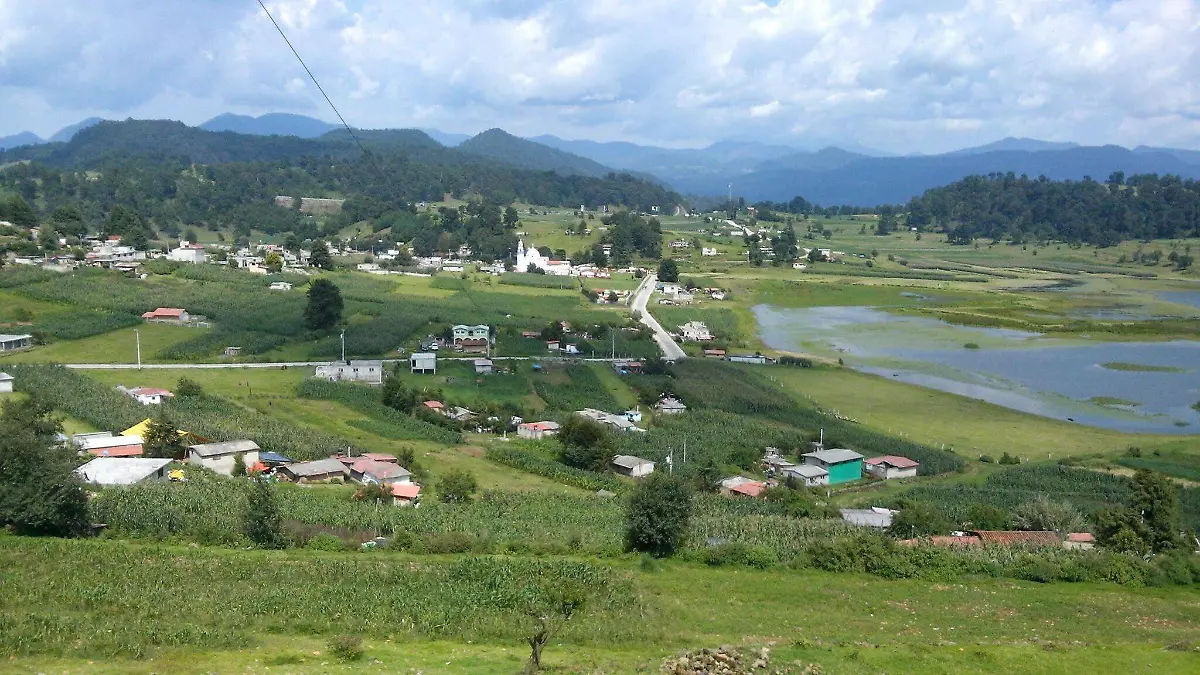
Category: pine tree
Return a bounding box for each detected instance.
[304,278,343,330]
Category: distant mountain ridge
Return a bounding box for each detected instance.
[458,128,617,177]
[200,112,339,138]
[0,131,42,151]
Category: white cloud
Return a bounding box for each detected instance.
[0,0,1198,153]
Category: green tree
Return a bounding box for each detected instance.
[656,258,679,282]
[381,372,419,412]
[264,251,283,273]
[438,469,478,503]
[176,377,204,398]
[5,195,37,228]
[304,278,344,330]
[38,225,60,251]
[310,241,333,270]
[503,205,520,229]
[1130,470,1187,552]
[557,416,611,466]
[520,579,590,673]
[966,504,1012,530]
[625,472,693,556]
[243,478,286,549]
[888,501,952,538]
[875,205,896,236]
[232,453,247,477]
[142,412,186,459]
[0,396,89,537]
[183,228,198,244]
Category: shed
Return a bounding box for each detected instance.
[864,455,919,480]
[257,451,294,466]
[783,464,828,487]
[410,352,437,375]
[278,458,348,483]
[314,360,383,385]
[801,448,864,485]
[391,483,422,506]
[611,455,655,478]
[0,334,32,352]
[76,433,144,457]
[74,457,172,486]
[0,371,12,394]
[141,307,189,323]
[726,481,768,498]
[655,397,687,415]
[473,358,494,375]
[840,507,896,528]
[121,386,175,405]
[187,439,261,476]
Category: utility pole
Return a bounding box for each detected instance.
[340,329,346,362]
[135,328,141,369]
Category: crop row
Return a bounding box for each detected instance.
[296,378,463,445]
[485,446,627,493]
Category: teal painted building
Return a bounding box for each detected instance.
[801,448,865,485]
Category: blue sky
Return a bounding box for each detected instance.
[1,0,1198,153]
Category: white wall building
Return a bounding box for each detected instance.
[516,239,571,275]
[167,244,207,264]
[187,440,261,476]
[315,360,383,385]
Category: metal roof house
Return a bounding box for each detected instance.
[783,464,829,487]
[801,448,865,485]
[840,507,896,528]
[611,455,655,478]
[75,433,144,457]
[74,457,173,486]
[315,360,383,385]
[187,440,261,476]
[410,352,437,375]
[864,455,919,480]
[278,458,348,483]
[0,334,32,352]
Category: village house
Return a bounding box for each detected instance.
[801,448,864,485]
[864,455,920,480]
[74,457,173,487]
[840,507,896,528]
[0,334,32,353]
[576,408,645,433]
[1064,533,1096,550]
[422,400,445,413]
[74,432,145,457]
[446,406,476,422]
[314,360,383,385]
[546,340,560,352]
[611,359,643,375]
[279,458,348,483]
[167,244,206,264]
[474,358,494,375]
[350,458,413,486]
[728,354,770,365]
[0,371,13,393]
[223,346,242,357]
[118,386,174,406]
[457,338,489,354]
[678,321,713,342]
[517,421,561,439]
[655,396,687,415]
[624,408,643,423]
[611,455,655,478]
[783,464,829,487]
[701,247,718,256]
[391,483,422,507]
[269,281,293,291]
[453,324,490,344]
[409,352,437,374]
[141,307,190,324]
[187,440,261,475]
[703,348,727,359]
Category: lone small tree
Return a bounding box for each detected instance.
[142,412,186,459]
[310,241,333,270]
[521,582,589,673]
[243,478,286,549]
[176,377,204,398]
[557,417,611,471]
[304,278,344,330]
[625,472,693,556]
[438,469,478,503]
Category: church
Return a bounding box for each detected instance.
[516,239,572,276]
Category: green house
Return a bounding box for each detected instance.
[801,448,865,485]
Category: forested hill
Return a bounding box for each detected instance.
[905,173,1200,245]
[458,128,617,177]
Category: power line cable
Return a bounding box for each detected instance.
[255,0,377,166]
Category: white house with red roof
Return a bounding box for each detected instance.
[119,386,175,405]
[141,307,190,323]
[391,483,421,506]
[864,455,919,480]
[517,421,561,439]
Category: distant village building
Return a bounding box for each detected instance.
[167,244,206,264]
[141,307,190,324]
[678,321,713,342]
[74,432,144,457]
[576,408,646,433]
[187,440,261,476]
[728,354,770,365]
[269,281,293,291]
[391,483,421,507]
[473,358,494,375]
[74,457,172,486]
[279,458,348,483]
[315,360,383,385]
[655,397,687,415]
[0,371,12,393]
[0,334,32,352]
[517,421,561,439]
[516,239,571,275]
[118,386,175,406]
[350,458,413,486]
[409,352,437,374]
[801,448,864,485]
[611,455,655,478]
[840,507,896,528]
[783,464,829,487]
[864,456,919,480]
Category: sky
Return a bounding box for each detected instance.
[1,0,1198,154]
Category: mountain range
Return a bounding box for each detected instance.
[4,112,1199,205]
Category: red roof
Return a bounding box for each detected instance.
[865,455,919,469]
[900,535,981,547]
[1067,532,1095,543]
[973,530,1061,547]
[130,387,174,397]
[352,459,409,479]
[391,484,421,499]
[728,481,767,497]
[363,452,396,463]
[141,307,186,318]
[91,445,144,457]
[456,338,487,346]
[423,400,444,409]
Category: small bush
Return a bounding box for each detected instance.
[327,635,364,662]
[979,454,996,463]
[306,533,347,552]
[963,342,980,349]
[423,531,475,554]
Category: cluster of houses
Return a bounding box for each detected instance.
[716,448,920,499]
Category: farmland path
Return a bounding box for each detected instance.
[631,273,687,361]
[63,356,630,370]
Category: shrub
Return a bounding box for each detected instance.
[327,635,364,661]
[306,533,347,552]
[438,470,478,504]
[979,454,996,463]
[625,473,693,556]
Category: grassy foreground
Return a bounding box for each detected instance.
[2,537,1199,674]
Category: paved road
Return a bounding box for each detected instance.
[630,273,687,361]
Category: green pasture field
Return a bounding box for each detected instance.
[0,323,209,364]
[2,537,1199,675]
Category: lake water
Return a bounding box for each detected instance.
[754,304,1200,434]
[1158,290,1200,311]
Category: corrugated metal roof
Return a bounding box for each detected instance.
[74,457,171,485]
[865,455,919,469]
[612,455,652,469]
[188,440,260,457]
[803,448,864,464]
[283,458,347,477]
